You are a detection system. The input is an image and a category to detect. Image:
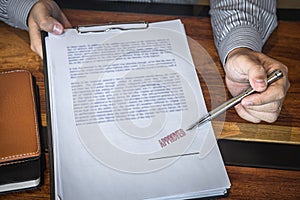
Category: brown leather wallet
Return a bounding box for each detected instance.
[0,70,42,193]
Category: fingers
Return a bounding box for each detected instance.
[225,48,290,123]
[234,104,261,123]
[235,103,282,123]
[237,70,288,123]
[241,81,285,105]
[28,21,43,58]
[28,14,64,58]
[33,10,71,35]
[237,100,282,123]
[27,0,72,58]
[228,49,268,92]
[60,13,72,29]
[247,66,267,92]
[235,82,288,123]
[236,83,284,123]
[39,17,64,34]
[28,15,64,58]
[29,2,65,34]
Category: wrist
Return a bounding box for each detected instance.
[226,47,253,61]
[226,47,254,63]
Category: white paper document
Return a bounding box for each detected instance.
[44,19,230,200]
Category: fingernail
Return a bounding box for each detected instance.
[255,79,265,83]
[53,24,63,34]
[255,78,267,85]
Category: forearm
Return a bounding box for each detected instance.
[0,0,38,30]
[209,0,278,66]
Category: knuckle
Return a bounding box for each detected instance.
[270,102,279,112]
[254,97,263,105]
[39,19,49,29]
[277,90,286,101]
[281,64,288,73]
[38,17,54,31]
[266,114,278,123]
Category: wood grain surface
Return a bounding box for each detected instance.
[0,9,299,200]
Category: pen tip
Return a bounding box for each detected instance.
[186,114,211,131]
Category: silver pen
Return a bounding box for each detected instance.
[187,69,283,131]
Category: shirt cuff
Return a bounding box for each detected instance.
[7,0,39,30]
[218,25,263,66]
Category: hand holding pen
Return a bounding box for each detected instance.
[224,48,290,124]
[187,69,283,131]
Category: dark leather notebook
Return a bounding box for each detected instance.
[0,70,42,193]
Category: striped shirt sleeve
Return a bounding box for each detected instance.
[209,0,278,66]
[0,0,38,30]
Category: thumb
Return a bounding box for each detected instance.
[28,17,64,58]
[39,17,64,35]
[247,64,268,92]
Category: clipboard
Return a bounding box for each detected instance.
[41,21,150,198]
[42,20,230,200]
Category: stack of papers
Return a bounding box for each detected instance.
[44,19,230,200]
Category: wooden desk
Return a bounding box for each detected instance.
[0,9,300,200]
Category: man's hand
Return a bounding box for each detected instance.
[225,47,290,123]
[27,0,71,58]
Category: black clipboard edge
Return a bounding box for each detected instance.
[218,139,300,171]
[41,31,55,200]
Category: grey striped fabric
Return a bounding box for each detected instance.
[0,0,8,23]
[209,0,277,65]
[1,0,38,30]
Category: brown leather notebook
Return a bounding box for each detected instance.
[0,70,42,193]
